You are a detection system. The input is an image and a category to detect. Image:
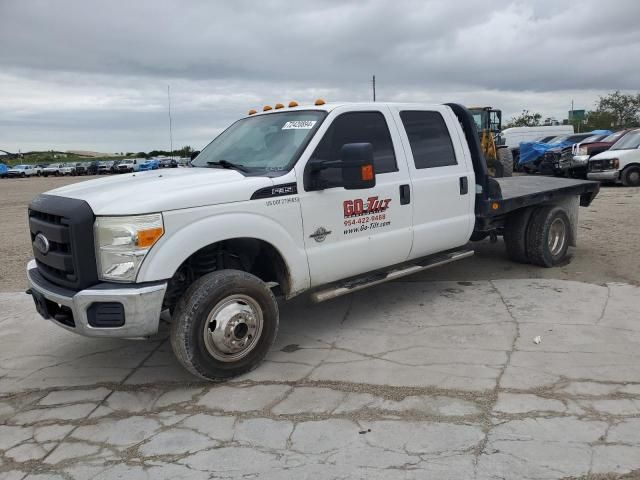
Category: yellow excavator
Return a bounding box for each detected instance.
[468,107,513,177]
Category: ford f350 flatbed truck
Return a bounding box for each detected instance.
[25,102,599,380]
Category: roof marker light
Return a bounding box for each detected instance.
[248,109,257,115]
[288,101,299,107]
[263,105,272,111]
[274,103,284,109]
[314,98,326,106]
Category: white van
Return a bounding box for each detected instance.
[501,125,574,150]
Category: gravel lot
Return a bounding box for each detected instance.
[1,175,638,291]
[1,175,639,479]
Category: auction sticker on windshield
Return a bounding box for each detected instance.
[282,121,317,130]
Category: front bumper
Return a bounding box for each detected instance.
[26,260,167,338]
[572,155,590,167]
[587,170,619,182]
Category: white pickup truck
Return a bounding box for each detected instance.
[26,102,599,380]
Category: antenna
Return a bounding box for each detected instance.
[372,75,376,102]
[168,85,174,158]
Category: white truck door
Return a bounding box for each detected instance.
[295,106,413,287]
[390,106,475,258]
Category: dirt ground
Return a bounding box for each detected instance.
[0,175,638,292]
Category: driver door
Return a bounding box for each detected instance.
[295,106,413,287]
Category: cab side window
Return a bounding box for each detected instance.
[309,111,397,188]
[400,110,457,169]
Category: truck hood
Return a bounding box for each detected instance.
[46,167,274,215]
[591,149,640,161]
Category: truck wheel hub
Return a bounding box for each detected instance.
[203,294,263,362]
[548,218,567,256]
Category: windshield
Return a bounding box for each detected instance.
[602,131,626,143]
[14,165,27,169]
[192,110,327,175]
[548,136,568,144]
[611,129,640,150]
[581,135,605,143]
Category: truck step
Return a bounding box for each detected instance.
[310,249,474,303]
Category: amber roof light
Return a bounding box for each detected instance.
[263,105,273,111]
[248,109,257,115]
[274,103,284,109]
[288,101,299,107]
[314,98,326,106]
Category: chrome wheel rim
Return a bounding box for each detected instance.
[548,218,567,257]
[203,294,263,362]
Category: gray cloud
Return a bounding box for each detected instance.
[1,0,639,152]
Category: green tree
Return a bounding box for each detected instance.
[595,90,640,128]
[504,110,542,128]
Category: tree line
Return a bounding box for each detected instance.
[504,91,640,131]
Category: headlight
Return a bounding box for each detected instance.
[95,214,164,282]
[578,146,588,155]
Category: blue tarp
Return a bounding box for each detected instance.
[518,130,612,166]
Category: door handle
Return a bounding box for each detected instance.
[400,184,410,205]
[459,176,468,195]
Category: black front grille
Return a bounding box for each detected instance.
[589,159,609,171]
[28,195,98,291]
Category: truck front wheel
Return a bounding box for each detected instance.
[621,166,640,187]
[526,206,571,267]
[170,270,279,381]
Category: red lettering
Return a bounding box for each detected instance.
[343,200,354,217]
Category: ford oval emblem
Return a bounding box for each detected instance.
[34,233,50,255]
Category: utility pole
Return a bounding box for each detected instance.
[168,85,174,157]
[372,75,376,102]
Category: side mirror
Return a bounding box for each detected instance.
[305,143,376,191]
[340,143,375,190]
[190,151,200,160]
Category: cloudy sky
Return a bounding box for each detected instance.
[1,0,639,153]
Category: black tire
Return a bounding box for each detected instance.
[170,269,279,381]
[503,207,535,263]
[497,148,513,177]
[621,165,640,187]
[526,206,571,267]
[21,172,26,178]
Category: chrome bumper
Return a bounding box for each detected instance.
[587,170,619,182]
[26,260,167,338]
[572,155,590,167]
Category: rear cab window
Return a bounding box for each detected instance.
[399,110,457,169]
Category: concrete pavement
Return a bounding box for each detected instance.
[0,278,639,479]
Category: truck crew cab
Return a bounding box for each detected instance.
[26,101,599,381]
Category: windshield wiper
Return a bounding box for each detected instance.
[206,160,248,172]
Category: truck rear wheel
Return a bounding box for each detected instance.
[503,207,534,263]
[497,148,513,177]
[621,166,640,187]
[170,270,279,381]
[526,206,571,267]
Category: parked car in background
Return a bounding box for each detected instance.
[563,130,634,178]
[0,163,8,178]
[98,161,115,174]
[42,163,64,176]
[86,161,100,175]
[74,163,87,175]
[33,164,48,175]
[502,125,574,164]
[7,164,38,178]
[588,128,640,186]
[116,158,140,173]
[59,163,77,176]
[527,132,608,175]
[111,160,122,173]
[138,158,159,171]
[159,158,178,168]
